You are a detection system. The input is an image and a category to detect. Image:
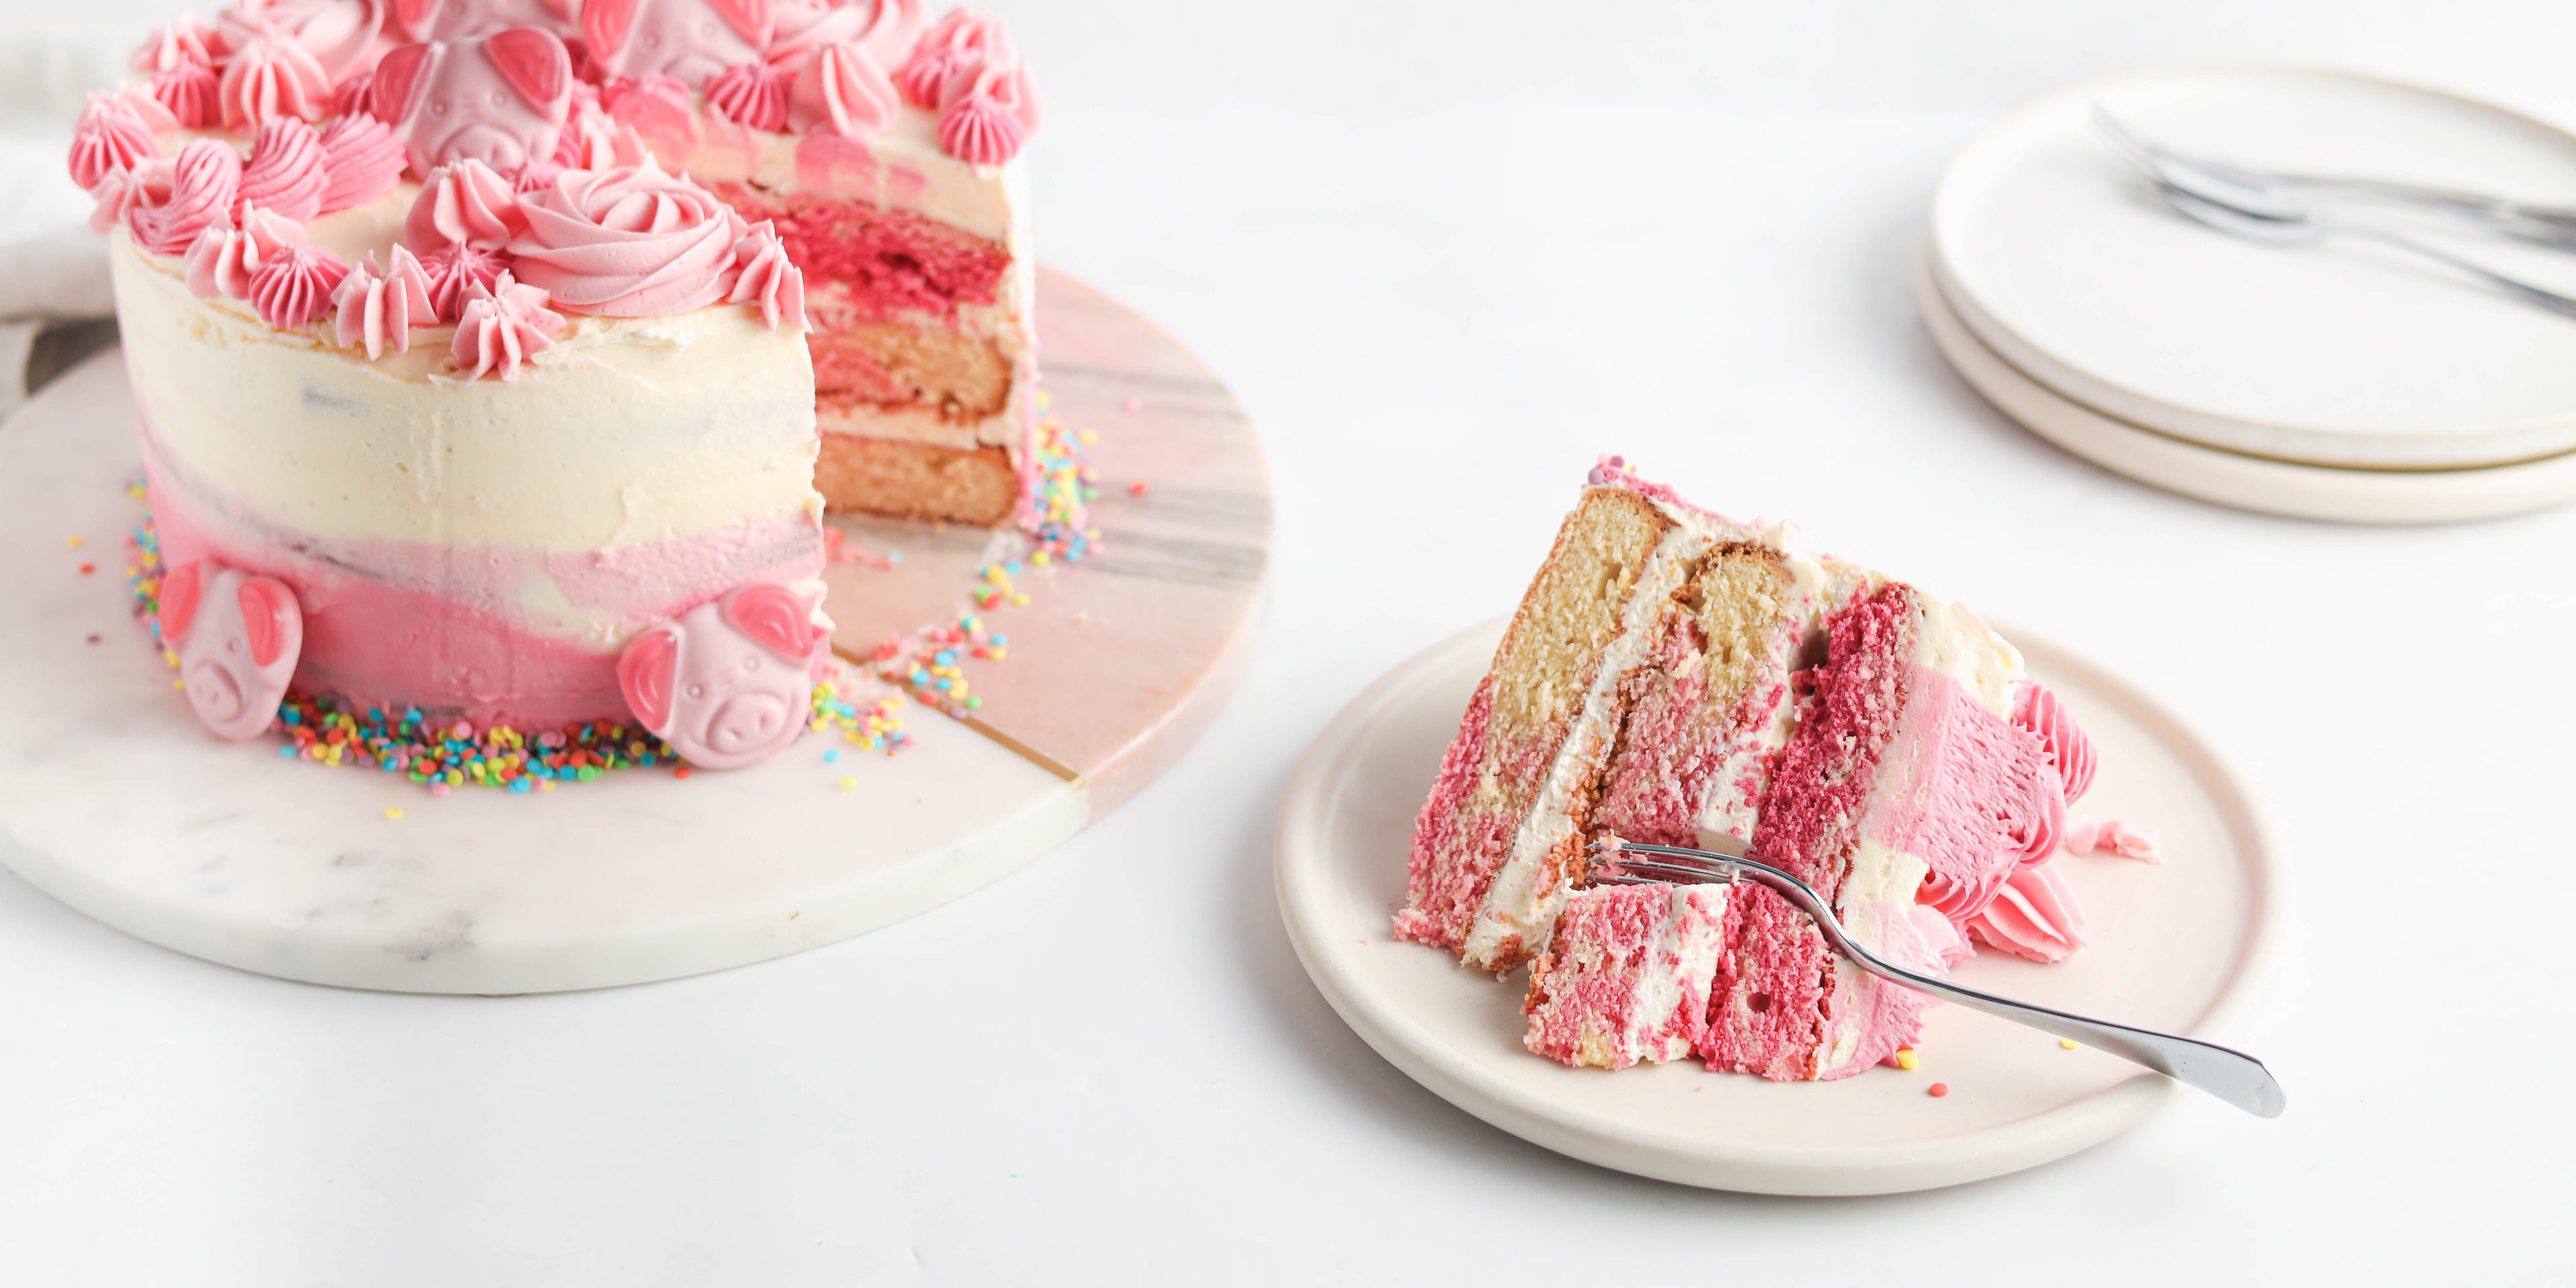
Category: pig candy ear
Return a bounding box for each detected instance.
[159,561,205,646]
[391,0,442,41]
[722,583,815,661]
[236,577,301,669]
[582,0,637,60]
[707,0,770,44]
[485,28,570,109]
[617,627,680,732]
[372,42,435,123]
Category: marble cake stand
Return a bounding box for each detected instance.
[0,268,1269,994]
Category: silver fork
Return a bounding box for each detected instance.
[2094,107,2576,250]
[2143,176,2576,323]
[1592,840,2287,1118]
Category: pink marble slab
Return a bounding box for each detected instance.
[820,268,1272,816]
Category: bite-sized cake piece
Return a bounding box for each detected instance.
[1523,883,1729,1070]
[588,0,1044,525]
[1402,460,2100,1079]
[76,14,830,766]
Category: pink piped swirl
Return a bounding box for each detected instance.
[417,241,511,321]
[1968,861,2088,964]
[69,93,163,193]
[405,159,529,252]
[706,60,793,131]
[2014,680,2096,803]
[936,56,1038,165]
[789,40,898,138]
[249,241,353,329]
[133,14,217,73]
[317,114,405,213]
[91,161,170,235]
[333,246,437,358]
[225,0,388,80]
[215,32,333,128]
[129,139,245,257]
[725,219,806,330]
[149,63,224,129]
[332,69,377,119]
[508,156,745,315]
[450,271,565,380]
[236,117,331,223]
[896,7,1006,109]
[767,0,922,66]
[184,206,306,301]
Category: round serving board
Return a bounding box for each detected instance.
[1920,252,2576,523]
[0,268,1269,994]
[1275,619,2282,1196]
[1932,64,2576,472]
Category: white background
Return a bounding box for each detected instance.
[4,1,2572,1282]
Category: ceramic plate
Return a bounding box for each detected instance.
[1921,252,2576,523]
[1275,620,2282,1195]
[1933,64,2576,469]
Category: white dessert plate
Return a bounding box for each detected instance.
[1275,619,2282,1195]
[1920,252,2576,524]
[1932,64,2576,470]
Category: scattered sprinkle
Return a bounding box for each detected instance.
[384,806,403,820]
[85,633,101,645]
[1127,480,1146,496]
[1893,1047,1919,1072]
[1928,1082,1950,1098]
[66,535,85,548]
[1120,396,1140,413]
[2059,1038,2080,1051]
[674,767,692,780]
[837,775,857,790]
[78,563,95,576]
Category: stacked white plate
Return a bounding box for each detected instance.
[1924,64,2576,523]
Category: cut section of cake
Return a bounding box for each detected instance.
[1522,883,1729,1070]
[1401,459,2098,1079]
[588,0,1044,526]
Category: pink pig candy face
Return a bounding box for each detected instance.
[584,0,770,90]
[616,582,823,771]
[390,0,581,42]
[158,561,304,743]
[372,28,572,174]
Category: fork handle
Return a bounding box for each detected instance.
[2341,225,2576,321]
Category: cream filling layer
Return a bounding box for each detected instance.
[114,231,822,551]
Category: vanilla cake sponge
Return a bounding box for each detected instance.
[1402,460,2096,1079]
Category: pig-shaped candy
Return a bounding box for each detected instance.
[616,582,824,771]
[583,0,770,91]
[158,561,305,743]
[390,0,582,42]
[372,28,573,175]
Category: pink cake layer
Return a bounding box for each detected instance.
[1523,883,1724,1069]
[142,428,821,732]
[1395,675,1511,951]
[1589,612,1792,849]
[710,182,1013,324]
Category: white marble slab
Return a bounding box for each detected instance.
[0,353,1086,994]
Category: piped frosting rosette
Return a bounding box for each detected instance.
[508,154,746,315]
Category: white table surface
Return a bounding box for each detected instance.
[4,1,2571,1282]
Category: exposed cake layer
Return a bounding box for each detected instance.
[1523,883,1729,1070]
[635,99,1036,522]
[814,432,1020,525]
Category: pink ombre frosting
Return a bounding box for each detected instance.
[790,40,899,138]
[316,114,405,213]
[449,270,565,379]
[249,241,354,328]
[69,93,164,193]
[405,158,529,251]
[236,117,332,223]
[1968,860,2088,963]
[725,220,806,329]
[333,246,437,358]
[2015,680,2096,803]
[508,156,743,315]
[130,139,246,256]
[184,205,306,299]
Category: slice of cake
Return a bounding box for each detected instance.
[1522,883,1729,1070]
[1402,460,2098,1079]
[586,0,1044,525]
[78,18,831,770]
